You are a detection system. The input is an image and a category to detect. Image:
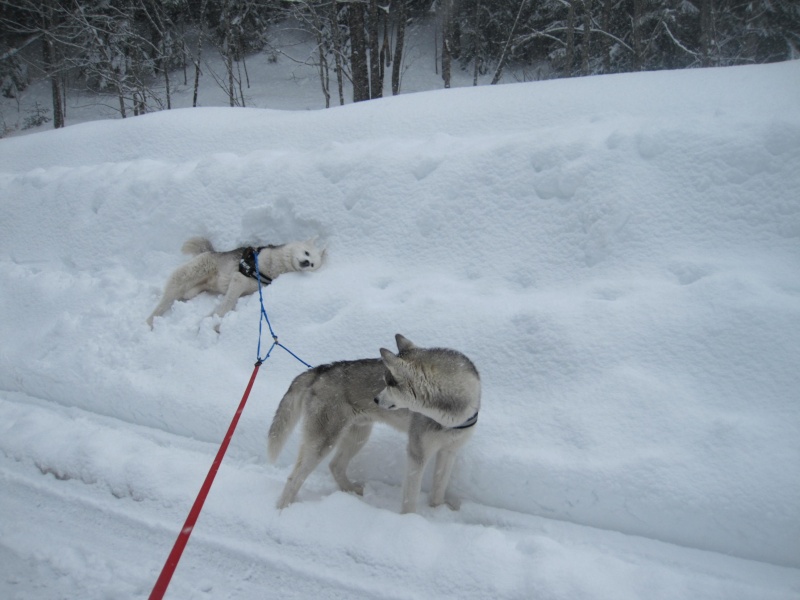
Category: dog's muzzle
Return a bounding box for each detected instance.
[374,397,396,409]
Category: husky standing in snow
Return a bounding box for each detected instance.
[268,334,480,514]
[146,236,324,329]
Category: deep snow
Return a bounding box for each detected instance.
[1,43,799,599]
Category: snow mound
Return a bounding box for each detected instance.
[1,60,799,598]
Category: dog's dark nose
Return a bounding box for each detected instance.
[373,397,380,404]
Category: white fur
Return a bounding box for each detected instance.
[146,236,323,330]
[375,335,481,513]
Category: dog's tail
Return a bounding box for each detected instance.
[181,237,215,256]
[267,370,316,463]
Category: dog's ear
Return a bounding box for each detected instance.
[395,334,416,352]
[380,347,406,374]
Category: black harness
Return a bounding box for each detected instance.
[451,411,479,430]
[238,246,273,285]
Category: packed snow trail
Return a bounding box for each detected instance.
[2,392,798,600]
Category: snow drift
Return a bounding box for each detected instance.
[1,59,799,598]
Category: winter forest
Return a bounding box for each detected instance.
[1,0,798,134]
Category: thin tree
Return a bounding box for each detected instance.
[41,0,65,127]
[490,0,527,85]
[581,0,593,75]
[348,1,370,102]
[564,0,576,75]
[368,0,382,98]
[390,0,407,95]
[440,0,452,88]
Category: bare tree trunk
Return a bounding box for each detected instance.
[318,43,331,108]
[391,0,407,95]
[227,50,235,106]
[368,0,382,98]
[473,0,481,86]
[139,0,172,109]
[41,1,65,128]
[699,0,714,66]
[242,49,250,88]
[381,12,391,68]
[219,0,236,106]
[117,79,127,118]
[163,46,171,109]
[329,0,346,105]
[236,54,246,107]
[349,2,370,102]
[491,0,526,85]
[565,0,576,75]
[581,0,593,75]
[310,9,331,108]
[441,0,452,88]
[434,26,439,75]
[602,0,612,72]
[632,0,644,70]
[192,0,209,107]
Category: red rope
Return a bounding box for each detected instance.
[149,360,262,600]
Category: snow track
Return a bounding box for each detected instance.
[2,392,799,600]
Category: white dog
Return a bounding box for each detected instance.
[268,334,480,513]
[147,236,323,329]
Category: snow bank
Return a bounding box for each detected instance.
[1,60,800,597]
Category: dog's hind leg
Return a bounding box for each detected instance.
[277,447,328,509]
[213,273,257,320]
[276,425,342,509]
[146,284,181,328]
[329,422,373,496]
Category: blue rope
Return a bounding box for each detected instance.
[254,250,313,368]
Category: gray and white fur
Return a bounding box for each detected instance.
[146,236,323,329]
[268,334,480,514]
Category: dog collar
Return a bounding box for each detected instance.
[239,246,273,284]
[451,411,479,430]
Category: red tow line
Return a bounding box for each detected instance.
[149,360,262,600]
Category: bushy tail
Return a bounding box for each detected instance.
[267,371,314,463]
[181,237,215,256]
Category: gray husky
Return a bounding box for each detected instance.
[146,236,323,329]
[268,334,480,513]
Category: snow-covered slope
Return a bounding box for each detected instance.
[1,60,799,599]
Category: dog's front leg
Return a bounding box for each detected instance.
[401,433,430,514]
[210,274,255,331]
[401,457,425,514]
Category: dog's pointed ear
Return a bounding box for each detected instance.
[395,334,416,352]
[380,347,405,373]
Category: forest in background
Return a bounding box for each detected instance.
[1,0,798,132]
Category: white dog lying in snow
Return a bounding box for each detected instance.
[146,236,324,329]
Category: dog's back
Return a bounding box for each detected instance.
[268,360,409,462]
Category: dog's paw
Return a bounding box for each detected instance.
[341,482,365,496]
[430,495,461,511]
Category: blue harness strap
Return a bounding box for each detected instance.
[253,249,312,368]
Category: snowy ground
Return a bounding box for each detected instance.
[1,27,799,600]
